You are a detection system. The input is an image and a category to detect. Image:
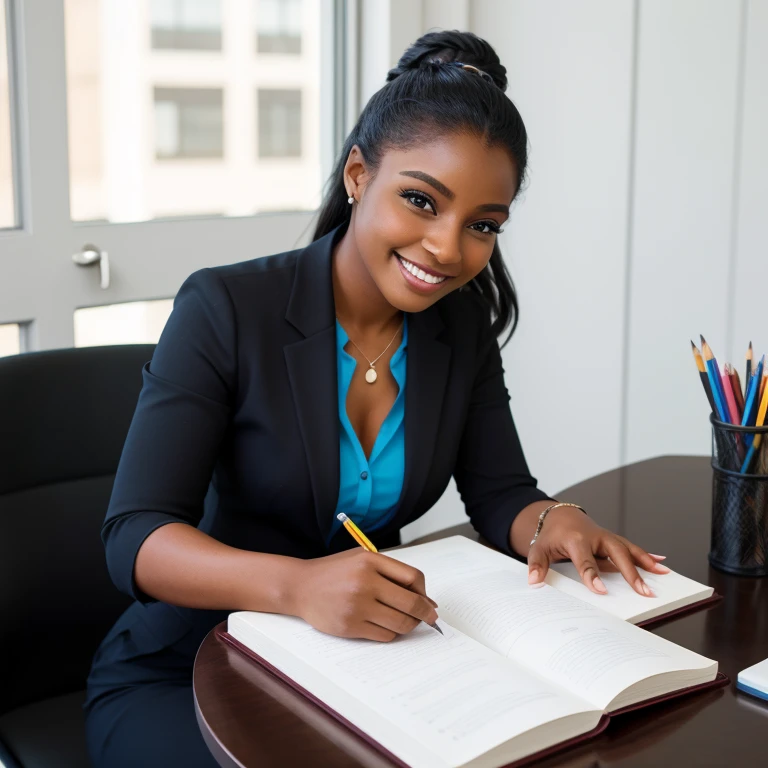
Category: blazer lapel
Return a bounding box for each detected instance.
[387,305,451,531]
[284,226,345,543]
[283,223,453,542]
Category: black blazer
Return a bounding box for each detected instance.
[93,222,550,675]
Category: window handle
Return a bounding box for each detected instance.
[73,244,110,290]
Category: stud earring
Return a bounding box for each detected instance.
[347,196,354,205]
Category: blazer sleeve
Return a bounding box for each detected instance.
[453,302,553,556]
[102,268,237,603]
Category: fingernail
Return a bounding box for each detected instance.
[529,581,546,589]
[428,597,439,608]
[641,582,655,597]
[649,554,667,560]
[593,576,607,594]
[528,569,539,585]
[654,564,671,574]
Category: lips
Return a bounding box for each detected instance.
[395,252,452,294]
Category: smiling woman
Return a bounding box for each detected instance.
[84,29,669,768]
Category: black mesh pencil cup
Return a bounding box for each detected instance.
[709,414,768,576]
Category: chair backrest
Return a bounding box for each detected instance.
[0,344,155,715]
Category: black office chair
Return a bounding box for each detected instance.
[0,344,155,768]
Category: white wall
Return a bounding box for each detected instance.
[397,0,767,541]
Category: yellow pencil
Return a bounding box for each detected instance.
[337,513,378,552]
[336,513,444,635]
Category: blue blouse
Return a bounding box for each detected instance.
[327,317,408,544]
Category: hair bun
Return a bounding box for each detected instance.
[386,30,507,91]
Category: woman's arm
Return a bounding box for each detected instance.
[134,522,302,612]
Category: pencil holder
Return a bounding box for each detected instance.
[709,415,768,576]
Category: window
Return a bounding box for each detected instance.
[65,0,323,222]
[0,0,16,228]
[151,0,222,51]
[154,87,223,159]
[257,88,301,158]
[0,323,20,358]
[74,300,174,347]
[255,0,302,54]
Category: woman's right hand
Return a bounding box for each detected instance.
[290,549,439,642]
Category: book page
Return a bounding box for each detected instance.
[390,537,716,710]
[547,561,713,623]
[228,611,601,768]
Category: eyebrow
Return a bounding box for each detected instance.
[399,170,510,216]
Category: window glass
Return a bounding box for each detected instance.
[65,0,322,222]
[257,88,301,158]
[0,0,16,228]
[0,322,20,358]
[74,299,174,347]
[256,0,302,54]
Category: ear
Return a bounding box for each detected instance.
[343,145,372,201]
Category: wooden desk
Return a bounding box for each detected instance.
[194,456,768,767]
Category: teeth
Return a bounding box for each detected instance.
[398,256,447,285]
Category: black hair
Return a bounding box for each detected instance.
[313,30,527,347]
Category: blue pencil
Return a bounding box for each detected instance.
[700,338,729,422]
[742,356,765,428]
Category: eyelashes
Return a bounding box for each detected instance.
[396,188,505,235]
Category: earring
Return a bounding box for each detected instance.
[347,195,354,205]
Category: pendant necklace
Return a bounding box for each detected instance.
[338,316,404,384]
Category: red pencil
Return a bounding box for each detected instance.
[720,368,740,425]
[728,364,745,420]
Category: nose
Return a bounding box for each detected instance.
[421,227,462,267]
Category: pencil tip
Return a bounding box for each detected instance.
[690,339,696,349]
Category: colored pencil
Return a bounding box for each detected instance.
[691,341,717,415]
[742,356,765,428]
[701,337,729,422]
[740,372,768,473]
[746,341,753,386]
[720,369,740,425]
[729,365,745,417]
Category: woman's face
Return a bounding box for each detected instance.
[345,132,518,313]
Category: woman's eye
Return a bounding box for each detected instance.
[471,221,504,235]
[399,189,436,214]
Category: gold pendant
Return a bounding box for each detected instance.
[365,367,378,384]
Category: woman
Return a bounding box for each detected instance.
[85,30,668,767]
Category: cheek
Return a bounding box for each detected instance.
[357,195,423,251]
[461,239,494,279]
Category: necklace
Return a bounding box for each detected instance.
[337,316,404,384]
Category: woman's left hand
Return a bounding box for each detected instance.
[522,504,670,596]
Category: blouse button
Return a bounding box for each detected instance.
[360,471,369,480]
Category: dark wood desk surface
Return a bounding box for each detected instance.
[194,456,768,767]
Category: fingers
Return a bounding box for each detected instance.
[527,543,551,588]
[360,622,398,643]
[615,536,671,575]
[376,578,439,625]
[374,555,431,599]
[602,539,655,597]
[565,540,607,594]
[367,601,422,637]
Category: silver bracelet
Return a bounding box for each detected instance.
[529,502,587,547]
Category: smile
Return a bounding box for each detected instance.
[396,255,448,285]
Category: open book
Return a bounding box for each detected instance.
[221,536,726,768]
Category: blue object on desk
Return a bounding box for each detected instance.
[737,658,768,703]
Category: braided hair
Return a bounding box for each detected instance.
[313,30,527,347]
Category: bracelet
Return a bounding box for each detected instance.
[529,502,587,547]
